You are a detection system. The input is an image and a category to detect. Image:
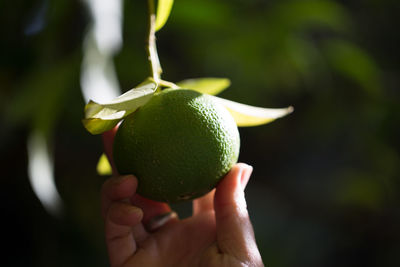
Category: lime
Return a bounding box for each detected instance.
[113,89,240,203]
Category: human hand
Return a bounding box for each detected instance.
[101,129,264,267]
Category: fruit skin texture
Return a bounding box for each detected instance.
[113,89,240,203]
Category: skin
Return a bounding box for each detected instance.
[101,128,264,267]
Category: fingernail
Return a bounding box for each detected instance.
[236,166,244,189]
[127,206,143,219]
[240,164,253,188]
[234,165,248,209]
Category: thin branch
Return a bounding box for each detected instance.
[147,0,162,83]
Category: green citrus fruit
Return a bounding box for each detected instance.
[113,89,240,203]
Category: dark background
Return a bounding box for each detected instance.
[1,0,399,266]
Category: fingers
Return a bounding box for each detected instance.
[192,189,215,215]
[105,201,143,267]
[131,194,173,224]
[107,202,143,226]
[192,163,252,216]
[193,163,250,218]
[102,174,174,226]
[101,175,138,218]
[214,163,263,265]
[102,175,144,267]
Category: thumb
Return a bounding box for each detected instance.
[214,163,262,265]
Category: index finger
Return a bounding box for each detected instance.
[101,175,138,219]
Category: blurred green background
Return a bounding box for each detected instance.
[1,0,399,266]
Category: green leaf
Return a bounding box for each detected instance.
[212,96,293,127]
[97,153,112,176]
[82,80,157,134]
[176,78,231,95]
[323,40,381,95]
[155,0,174,31]
[272,0,351,33]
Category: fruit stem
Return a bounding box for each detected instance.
[147,0,162,84]
[159,79,179,89]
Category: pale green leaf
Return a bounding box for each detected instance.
[97,153,112,176]
[176,78,231,95]
[82,80,157,134]
[83,117,121,135]
[155,0,174,31]
[212,96,293,127]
